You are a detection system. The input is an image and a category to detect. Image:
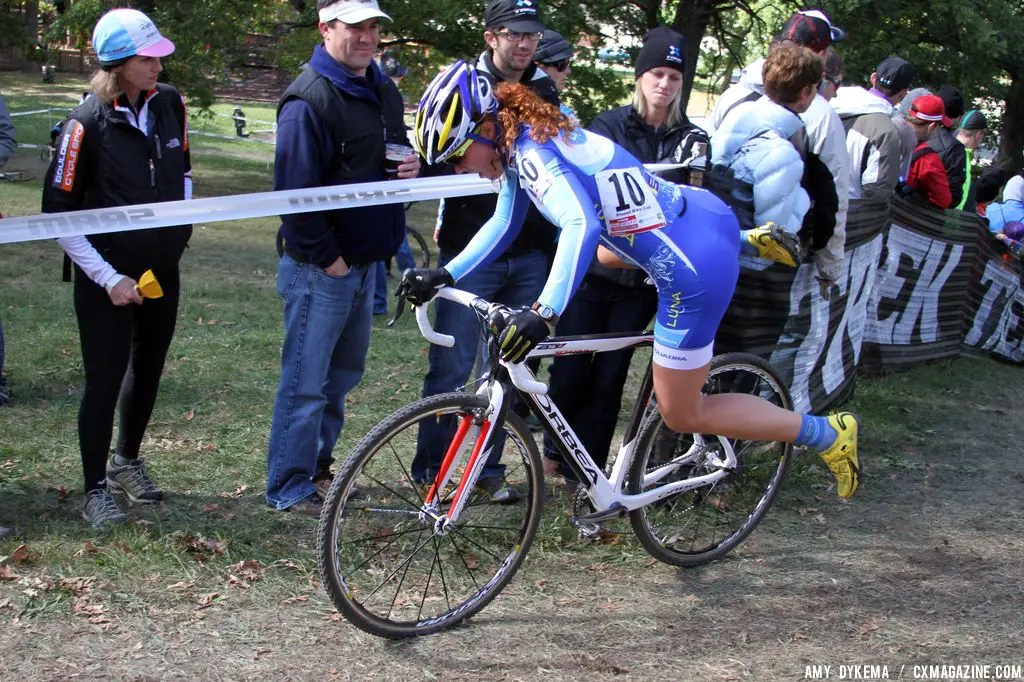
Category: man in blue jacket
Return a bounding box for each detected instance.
[266,0,419,515]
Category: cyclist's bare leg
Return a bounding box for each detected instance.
[652,362,860,498]
[652,362,801,441]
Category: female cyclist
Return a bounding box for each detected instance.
[401,56,861,498]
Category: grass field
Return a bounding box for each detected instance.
[1,72,1023,680]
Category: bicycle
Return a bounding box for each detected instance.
[317,287,793,638]
[0,169,38,183]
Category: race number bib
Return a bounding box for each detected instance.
[595,167,667,236]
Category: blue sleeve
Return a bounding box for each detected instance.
[986,204,1005,234]
[274,99,341,268]
[444,175,530,280]
[523,146,603,315]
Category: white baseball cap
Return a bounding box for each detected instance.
[92,8,175,66]
[318,0,392,25]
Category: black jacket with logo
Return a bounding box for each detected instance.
[42,84,192,279]
[434,51,559,258]
[926,126,967,208]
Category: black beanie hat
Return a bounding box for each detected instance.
[634,26,686,78]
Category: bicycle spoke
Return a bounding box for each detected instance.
[389,440,425,504]
[361,470,423,512]
[446,532,483,592]
[340,524,423,547]
[362,530,434,602]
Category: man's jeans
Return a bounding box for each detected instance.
[374,232,419,313]
[412,249,547,482]
[266,254,374,509]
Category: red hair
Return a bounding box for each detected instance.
[494,82,576,153]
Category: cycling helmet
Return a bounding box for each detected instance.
[413,60,496,165]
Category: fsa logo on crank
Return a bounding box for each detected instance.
[534,394,601,485]
[416,547,519,628]
[27,207,157,238]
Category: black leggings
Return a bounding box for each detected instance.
[74,267,180,492]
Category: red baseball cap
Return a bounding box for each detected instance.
[908,94,952,128]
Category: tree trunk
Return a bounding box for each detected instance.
[669,0,714,110]
[24,0,39,45]
[998,71,1024,176]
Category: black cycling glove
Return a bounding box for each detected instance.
[398,268,454,306]
[497,308,550,363]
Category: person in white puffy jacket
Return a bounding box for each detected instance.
[711,9,850,287]
[712,44,823,266]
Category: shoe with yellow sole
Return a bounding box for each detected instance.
[746,223,801,267]
[818,412,860,499]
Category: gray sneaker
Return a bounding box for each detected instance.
[82,488,128,529]
[106,457,164,504]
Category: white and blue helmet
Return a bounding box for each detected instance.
[413,60,496,165]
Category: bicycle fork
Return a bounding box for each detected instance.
[419,380,511,533]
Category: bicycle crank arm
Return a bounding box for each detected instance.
[570,502,627,527]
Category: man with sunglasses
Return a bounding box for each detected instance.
[412,0,560,503]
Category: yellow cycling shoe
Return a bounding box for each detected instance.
[818,412,860,499]
[746,223,800,267]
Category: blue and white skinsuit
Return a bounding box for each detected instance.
[444,125,741,370]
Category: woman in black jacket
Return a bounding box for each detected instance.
[542,26,709,480]
[42,8,190,528]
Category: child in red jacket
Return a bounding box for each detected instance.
[902,95,953,209]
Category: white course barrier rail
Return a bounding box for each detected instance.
[9,107,63,118]
[0,175,499,245]
[0,163,687,246]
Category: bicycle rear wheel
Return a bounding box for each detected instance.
[317,392,543,637]
[627,353,793,567]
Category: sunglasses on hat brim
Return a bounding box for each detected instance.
[541,58,571,72]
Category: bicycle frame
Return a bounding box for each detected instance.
[414,288,738,527]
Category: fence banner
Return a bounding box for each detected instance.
[718,198,888,414]
[961,226,1024,363]
[859,196,982,374]
[720,194,1021,413]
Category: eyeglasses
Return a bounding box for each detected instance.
[494,29,544,43]
[824,75,842,88]
[543,58,571,72]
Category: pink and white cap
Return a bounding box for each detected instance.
[92,8,175,66]
[318,0,392,25]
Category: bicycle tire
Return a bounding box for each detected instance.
[627,352,793,567]
[407,228,431,268]
[317,391,543,638]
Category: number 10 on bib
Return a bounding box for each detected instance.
[596,168,667,237]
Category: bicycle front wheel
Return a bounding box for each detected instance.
[317,392,543,637]
[407,228,431,268]
[627,353,793,567]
